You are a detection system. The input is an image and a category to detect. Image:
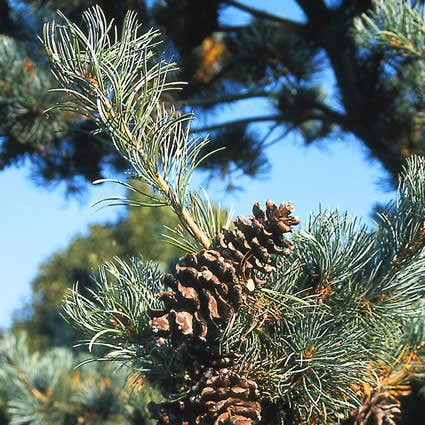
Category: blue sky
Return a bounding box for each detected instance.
[0,1,396,329]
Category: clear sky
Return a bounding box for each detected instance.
[0,1,396,329]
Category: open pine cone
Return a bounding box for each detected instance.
[151,368,261,425]
[149,200,299,425]
[150,249,242,343]
[217,200,300,288]
[150,200,299,345]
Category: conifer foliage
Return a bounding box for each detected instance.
[0,332,160,425]
[5,0,425,192]
[42,6,425,425]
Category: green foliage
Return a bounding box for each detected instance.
[13,186,183,351]
[65,257,163,354]
[354,0,425,57]
[43,5,232,252]
[63,257,186,391]
[219,157,425,422]
[2,0,425,190]
[44,7,425,424]
[0,332,161,425]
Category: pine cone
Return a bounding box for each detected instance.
[150,249,243,344]
[216,200,299,288]
[150,200,299,344]
[148,200,298,425]
[151,368,261,425]
[193,368,261,425]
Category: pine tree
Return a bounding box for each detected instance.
[3,0,425,191]
[0,332,161,424]
[38,6,425,425]
[154,0,425,182]
[0,0,147,193]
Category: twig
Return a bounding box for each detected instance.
[221,0,305,30]
[102,98,212,249]
[190,114,283,134]
[175,90,271,107]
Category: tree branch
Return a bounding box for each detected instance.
[102,98,212,249]
[311,101,347,126]
[176,90,271,107]
[190,101,348,135]
[218,24,247,32]
[190,114,283,133]
[295,0,329,21]
[220,0,305,30]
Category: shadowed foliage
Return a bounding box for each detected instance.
[2,1,425,193]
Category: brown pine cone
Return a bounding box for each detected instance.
[148,200,298,425]
[216,200,300,289]
[150,250,243,344]
[151,368,261,425]
[193,368,261,425]
[150,200,299,344]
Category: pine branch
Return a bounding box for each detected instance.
[354,0,425,58]
[190,104,346,138]
[175,90,271,107]
[43,6,425,425]
[295,0,329,22]
[62,257,164,354]
[220,0,305,29]
[96,93,212,248]
[190,114,283,134]
[42,6,227,250]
